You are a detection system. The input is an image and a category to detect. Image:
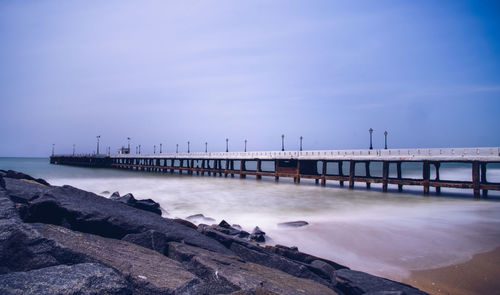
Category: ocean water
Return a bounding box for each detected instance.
[2,157,500,280]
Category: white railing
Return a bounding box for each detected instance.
[102,147,500,161]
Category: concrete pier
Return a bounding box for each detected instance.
[50,147,500,199]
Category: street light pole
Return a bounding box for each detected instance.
[187,141,190,153]
[226,138,229,153]
[139,145,141,154]
[52,144,55,156]
[205,142,208,153]
[127,137,130,153]
[244,139,247,152]
[160,143,162,154]
[176,144,178,154]
[384,131,388,150]
[96,135,101,155]
[281,134,285,151]
[73,144,75,156]
[369,128,373,150]
[154,145,156,154]
[300,136,303,151]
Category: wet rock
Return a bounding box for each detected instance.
[333,269,427,295]
[250,226,266,242]
[112,193,162,216]
[0,175,5,189]
[121,230,168,254]
[232,224,242,230]
[173,218,198,230]
[265,244,348,271]
[4,179,231,254]
[186,213,216,224]
[110,191,120,199]
[311,259,337,280]
[0,263,130,295]
[33,223,200,294]
[168,242,338,295]
[218,219,231,228]
[278,220,309,227]
[101,190,110,194]
[3,170,49,186]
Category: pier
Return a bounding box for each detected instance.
[50,147,500,199]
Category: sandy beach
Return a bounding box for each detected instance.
[403,247,500,295]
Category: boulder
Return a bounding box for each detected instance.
[4,170,49,186]
[218,219,231,228]
[250,226,266,242]
[4,178,232,254]
[0,263,130,295]
[265,244,348,271]
[333,269,428,295]
[277,220,309,227]
[0,175,5,189]
[168,242,338,295]
[173,218,198,230]
[32,223,201,294]
[121,230,168,254]
[110,191,120,199]
[186,213,216,224]
[113,193,162,216]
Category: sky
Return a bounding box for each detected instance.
[1,0,499,156]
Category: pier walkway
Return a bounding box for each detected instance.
[50,147,500,199]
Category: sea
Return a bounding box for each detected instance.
[2,157,500,281]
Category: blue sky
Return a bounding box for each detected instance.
[1,0,499,156]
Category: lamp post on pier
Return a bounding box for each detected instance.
[205,142,208,153]
[52,144,55,156]
[368,128,373,150]
[107,147,110,156]
[72,144,75,156]
[384,131,388,150]
[127,137,131,153]
[226,138,229,153]
[160,143,162,154]
[176,144,178,154]
[244,139,247,152]
[96,135,101,155]
[139,145,141,154]
[299,136,303,151]
[154,145,156,154]
[187,141,190,153]
[281,134,285,151]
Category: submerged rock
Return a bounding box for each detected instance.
[278,220,309,227]
[250,226,266,242]
[186,213,216,224]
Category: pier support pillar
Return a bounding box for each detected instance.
[339,161,344,187]
[423,161,430,195]
[481,163,488,198]
[179,160,183,175]
[321,160,327,187]
[349,161,355,189]
[256,160,262,180]
[382,162,389,192]
[230,160,234,178]
[224,160,229,177]
[472,161,480,199]
[435,162,441,195]
[365,162,371,189]
[240,160,246,179]
[397,162,403,192]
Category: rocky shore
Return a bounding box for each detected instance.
[0,169,428,295]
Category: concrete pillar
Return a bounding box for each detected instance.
[423,161,430,195]
[481,163,488,198]
[397,162,403,192]
[435,162,441,194]
[365,161,371,189]
[382,162,389,192]
[256,160,262,180]
[339,161,344,187]
[349,161,355,189]
[472,161,480,199]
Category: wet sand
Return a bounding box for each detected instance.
[403,247,500,295]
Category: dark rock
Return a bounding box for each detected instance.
[265,244,348,271]
[277,220,309,227]
[333,269,428,295]
[4,170,49,186]
[101,190,110,194]
[0,263,130,295]
[173,218,198,230]
[250,226,266,242]
[113,193,162,215]
[186,213,216,224]
[237,230,250,239]
[110,191,120,199]
[122,230,168,254]
[310,259,337,280]
[32,223,201,294]
[168,242,338,295]
[218,219,231,228]
[4,178,231,254]
[0,175,5,189]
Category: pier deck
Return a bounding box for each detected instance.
[50,147,500,199]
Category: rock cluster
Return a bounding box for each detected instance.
[0,170,428,295]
